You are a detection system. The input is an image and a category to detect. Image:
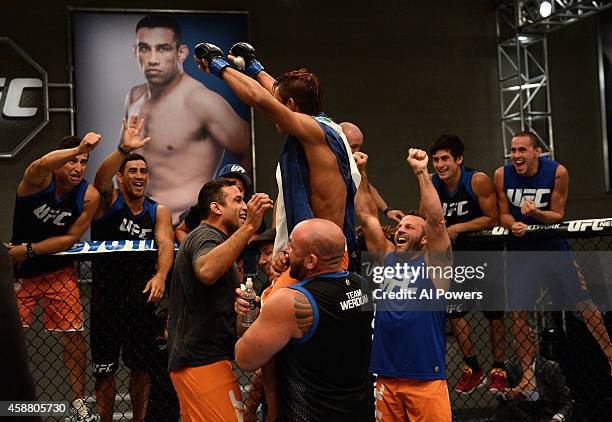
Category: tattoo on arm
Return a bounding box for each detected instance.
[293,292,314,336]
[415,170,425,175]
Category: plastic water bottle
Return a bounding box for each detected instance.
[241,278,257,327]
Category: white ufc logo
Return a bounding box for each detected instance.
[32,204,72,226]
[119,218,152,239]
[442,201,469,217]
[0,77,42,117]
[506,188,550,207]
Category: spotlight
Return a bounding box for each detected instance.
[539,0,552,17]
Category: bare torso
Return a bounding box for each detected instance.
[127,75,226,223]
[302,141,347,229]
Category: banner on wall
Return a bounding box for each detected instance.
[69,9,252,225]
[0,38,48,158]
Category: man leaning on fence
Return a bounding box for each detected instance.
[494,130,612,397]
[7,132,102,422]
[167,178,272,422]
[90,115,174,422]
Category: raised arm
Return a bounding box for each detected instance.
[194,193,272,285]
[143,205,174,302]
[194,44,326,147]
[235,288,308,371]
[353,152,394,254]
[94,115,150,217]
[407,149,451,290]
[447,172,499,239]
[18,133,102,196]
[407,149,449,252]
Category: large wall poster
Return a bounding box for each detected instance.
[70,9,252,224]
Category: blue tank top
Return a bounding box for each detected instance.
[503,158,567,250]
[370,253,446,380]
[432,166,483,227]
[11,178,89,277]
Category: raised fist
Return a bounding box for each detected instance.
[194,43,230,77]
[352,152,368,171]
[229,42,264,77]
[78,132,102,154]
[245,193,274,232]
[407,148,429,174]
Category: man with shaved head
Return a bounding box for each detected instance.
[340,122,405,223]
[235,218,373,421]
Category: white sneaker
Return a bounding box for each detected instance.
[70,398,99,422]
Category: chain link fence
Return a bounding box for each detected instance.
[16,219,612,421]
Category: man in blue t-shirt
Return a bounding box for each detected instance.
[355,149,452,422]
[494,130,612,395]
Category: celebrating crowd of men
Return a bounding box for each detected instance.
[4,26,612,422]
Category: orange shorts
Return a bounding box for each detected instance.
[15,266,83,332]
[170,360,244,422]
[261,251,349,303]
[374,377,451,422]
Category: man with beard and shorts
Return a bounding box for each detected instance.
[8,133,102,421]
[355,149,452,422]
[90,115,174,422]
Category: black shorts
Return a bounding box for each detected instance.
[506,250,591,311]
[90,290,158,377]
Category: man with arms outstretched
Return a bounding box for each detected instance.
[8,133,102,421]
[126,15,250,224]
[90,115,174,422]
[355,149,452,422]
[195,42,360,418]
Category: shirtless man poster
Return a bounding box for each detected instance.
[72,11,251,225]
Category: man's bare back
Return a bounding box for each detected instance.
[126,73,249,224]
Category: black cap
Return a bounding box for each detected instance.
[249,228,275,250]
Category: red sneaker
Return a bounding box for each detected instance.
[454,366,487,394]
[488,368,507,395]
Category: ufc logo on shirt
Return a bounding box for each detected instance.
[33,204,72,226]
[506,188,550,207]
[119,218,152,239]
[442,201,469,217]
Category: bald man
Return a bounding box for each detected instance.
[340,122,405,223]
[235,219,373,422]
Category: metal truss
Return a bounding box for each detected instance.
[495,0,612,160]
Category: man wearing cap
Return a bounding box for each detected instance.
[175,163,252,243]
